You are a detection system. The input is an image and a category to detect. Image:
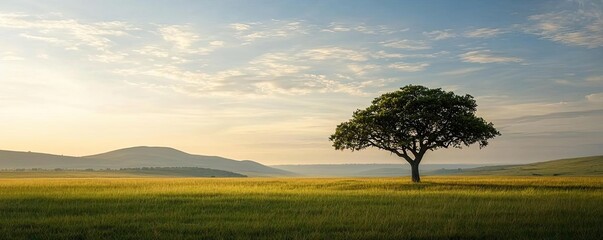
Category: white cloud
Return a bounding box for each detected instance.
[1,51,24,61]
[133,45,170,58]
[231,20,309,42]
[248,52,310,77]
[322,22,351,32]
[423,29,456,40]
[459,50,522,63]
[253,74,375,96]
[321,22,398,34]
[524,1,603,48]
[209,41,224,47]
[439,67,483,76]
[371,51,404,59]
[158,25,200,49]
[116,65,220,95]
[371,50,447,60]
[388,62,429,72]
[88,51,130,63]
[586,92,603,102]
[347,64,379,75]
[19,33,62,43]
[298,47,368,62]
[0,13,136,50]
[230,23,251,31]
[381,39,430,50]
[586,75,603,83]
[465,28,505,38]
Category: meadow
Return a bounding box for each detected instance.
[0,176,601,239]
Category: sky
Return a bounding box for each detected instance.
[1,0,602,165]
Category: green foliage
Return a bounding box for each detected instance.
[331,85,499,155]
[330,85,500,181]
[0,177,601,239]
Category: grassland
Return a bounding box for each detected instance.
[0,176,601,239]
[439,155,603,176]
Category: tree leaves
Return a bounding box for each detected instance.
[330,85,500,163]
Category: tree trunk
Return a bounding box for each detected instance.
[411,163,420,183]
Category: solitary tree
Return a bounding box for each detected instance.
[329,85,500,182]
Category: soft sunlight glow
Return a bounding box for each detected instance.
[0,0,602,164]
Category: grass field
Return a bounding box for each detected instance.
[0,176,602,239]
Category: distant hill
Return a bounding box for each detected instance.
[0,147,293,177]
[435,155,603,176]
[272,164,485,177]
[273,156,603,177]
[0,150,104,169]
[0,167,246,178]
[117,167,247,177]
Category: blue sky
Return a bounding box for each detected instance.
[1,0,602,165]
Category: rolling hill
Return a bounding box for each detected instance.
[0,146,292,177]
[0,150,103,169]
[272,164,486,177]
[435,155,603,176]
[0,167,247,178]
[85,146,293,176]
[273,156,603,177]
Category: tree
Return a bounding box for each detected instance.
[329,85,500,182]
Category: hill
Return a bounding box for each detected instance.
[438,155,603,176]
[0,150,105,169]
[0,147,292,177]
[117,167,247,177]
[85,146,292,176]
[273,156,603,177]
[0,167,246,178]
[272,164,485,177]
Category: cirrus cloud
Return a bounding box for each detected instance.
[459,50,522,63]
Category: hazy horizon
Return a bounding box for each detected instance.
[1,0,602,165]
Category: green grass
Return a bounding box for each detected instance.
[447,155,603,176]
[0,176,602,239]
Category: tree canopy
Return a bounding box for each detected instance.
[329,85,500,182]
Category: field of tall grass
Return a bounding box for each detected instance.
[0,176,601,239]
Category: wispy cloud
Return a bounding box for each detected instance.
[586,92,603,102]
[1,51,24,61]
[88,51,130,63]
[347,64,379,75]
[381,39,430,50]
[465,28,506,38]
[388,62,429,72]
[298,47,368,62]
[229,23,251,31]
[459,50,522,63]
[0,12,136,50]
[133,45,170,58]
[158,25,200,49]
[439,67,483,76]
[230,20,309,42]
[371,50,446,59]
[254,74,369,96]
[586,75,603,83]
[19,33,62,43]
[423,29,456,40]
[321,22,401,34]
[555,75,603,86]
[248,52,310,77]
[523,1,603,48]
